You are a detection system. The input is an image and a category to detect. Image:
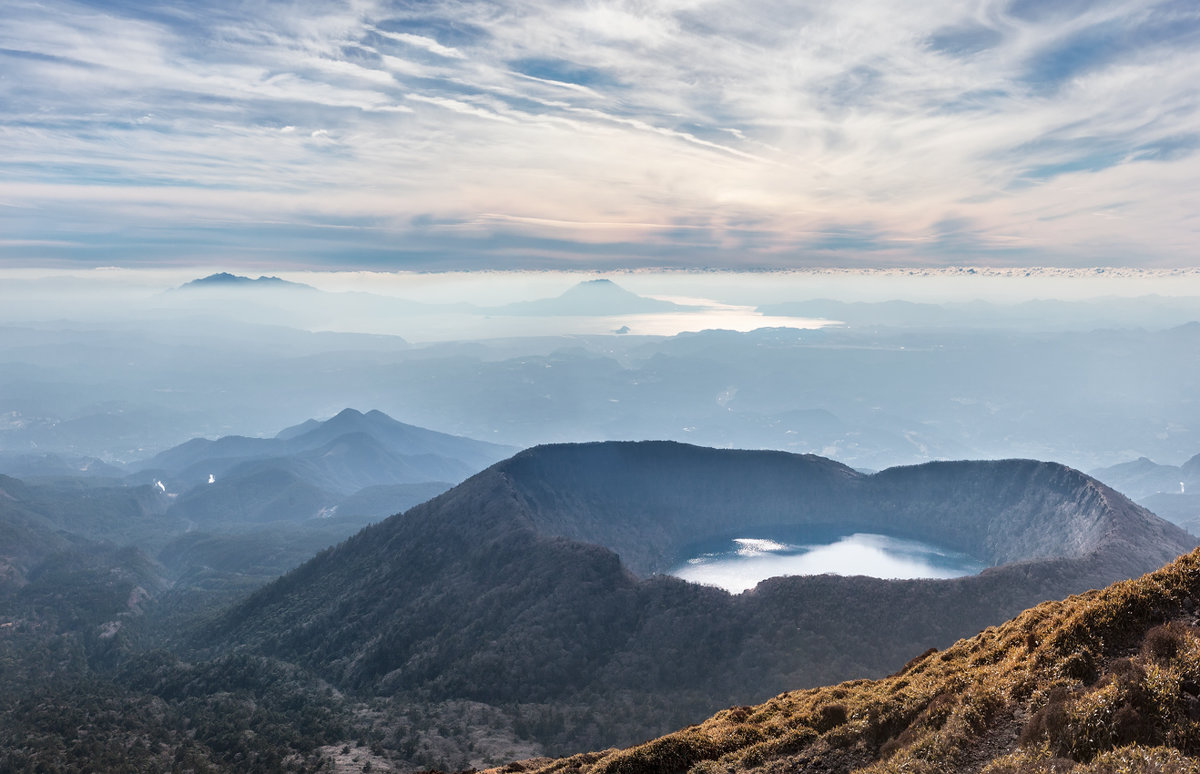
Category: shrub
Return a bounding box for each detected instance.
[1020,687,1073,750]
[812,704,848,733]
[1144,625,1188,662]
[1062,650,1099,683]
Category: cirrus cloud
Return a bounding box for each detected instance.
[0,0,1198,269]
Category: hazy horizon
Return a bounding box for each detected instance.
[3,264,1200,342]
[2,265,1199,476]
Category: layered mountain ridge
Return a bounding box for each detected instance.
[138,407,511,489]
[0,410,511,602]
[1091,453,1200,536]
[134,407,512,529]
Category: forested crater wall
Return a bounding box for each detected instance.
[500,442,1182,575]
[207,442,1196,751]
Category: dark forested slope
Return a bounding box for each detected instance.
[503,547,1200,774]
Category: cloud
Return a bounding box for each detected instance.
[0,0,1198,269]
[404,93,517,123]
[369,26,467,59]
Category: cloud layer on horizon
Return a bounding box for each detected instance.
[1,0,1198,269]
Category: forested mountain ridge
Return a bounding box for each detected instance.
[496,442,1185,575]
[205,442,1195,752]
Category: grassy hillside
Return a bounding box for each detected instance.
[502,548,1200,774]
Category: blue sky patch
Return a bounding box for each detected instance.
[1133,134,1200,162]
[1017,150,1128,182]
[1022,6,1200,93]
[1007,0,1101,24]
[1021,21,1123,92]
[509,58,621,89]
[927,24,1004,57]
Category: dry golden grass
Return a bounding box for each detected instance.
[490,549,1200,774]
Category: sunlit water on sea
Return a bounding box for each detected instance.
[312,307,834,340]
[669,531,986,593]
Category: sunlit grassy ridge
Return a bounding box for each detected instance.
[497,549,1200,774]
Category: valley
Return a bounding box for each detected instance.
[5,280,1200,474]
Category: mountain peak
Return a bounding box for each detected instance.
[575,278,618,289]
[562,278,642,297]
[490,278,691,317]
[270,408,512,468]
[178,273,312,290]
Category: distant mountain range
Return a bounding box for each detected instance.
[179,274,1200,329]
[206,441,1194,750]
[9,295,1200,472]
[0,452,124,480]
[175,273,694,318]
[133,408,513,526]
[178,272,315,291]
[1091,453,1200,534]
[1092,453,1200,499]
[0,410,514,598]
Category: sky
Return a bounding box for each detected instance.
[2,0,1199,270]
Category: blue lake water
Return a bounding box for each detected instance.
[669,531,986,593]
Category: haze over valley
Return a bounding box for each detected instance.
[4,270,1200,473]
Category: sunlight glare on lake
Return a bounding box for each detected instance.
[670,533,985,594]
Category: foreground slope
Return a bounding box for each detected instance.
[505,547,1200,774]
[208,442,1195,749]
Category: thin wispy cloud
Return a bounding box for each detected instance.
[369,26,468,59]
[0,0,1197,268]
